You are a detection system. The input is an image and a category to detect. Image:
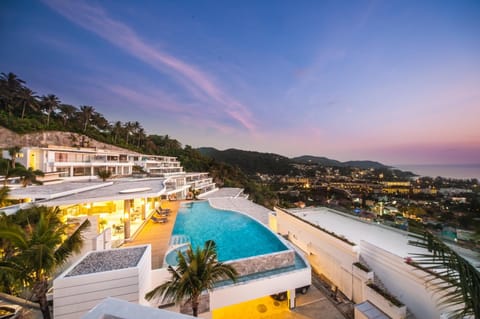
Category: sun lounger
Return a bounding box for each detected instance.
[159,206,171,213]
[151,215,168,223]
[155,208,170,216]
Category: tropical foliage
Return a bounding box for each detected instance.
[145,241,238,317]
[97,169,112,182]
[0,206,90,319]
[408,229,480,318]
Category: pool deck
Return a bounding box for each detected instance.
[123,201,180,269]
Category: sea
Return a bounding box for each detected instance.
[395,164,480,181]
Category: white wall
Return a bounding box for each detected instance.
[53,245,151,319]
[275,208,357,299]
[360,240,444,319]
[54,268,141,319]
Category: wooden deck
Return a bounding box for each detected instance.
[123,201,180,269]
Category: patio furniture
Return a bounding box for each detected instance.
[151,215,167,223]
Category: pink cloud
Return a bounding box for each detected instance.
[42,0,255,132]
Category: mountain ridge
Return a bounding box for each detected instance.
[198,147,389,174]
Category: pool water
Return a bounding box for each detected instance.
[170,201,287,263]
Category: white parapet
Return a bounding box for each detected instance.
[53,245,151,319]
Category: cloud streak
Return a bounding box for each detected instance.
[42,0,256,132]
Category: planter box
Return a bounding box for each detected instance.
[364,285,406,319]
[353,263,374,282]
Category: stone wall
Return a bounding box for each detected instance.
[0,126,134,152]
[227,249,295,277]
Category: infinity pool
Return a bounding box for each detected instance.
[167,201,288,264]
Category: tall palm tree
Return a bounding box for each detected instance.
[79,105,95,132]
[408,229,480,318]
[145,241,238,317]
[17,87,39,119]
[112,121,123,144]
[7,146,22,169]
[0,72,25,114]
[91,111,109,131]
[124,121,134,145]
[137,127,146,148]
[0,206,90,319]
[41,94,60,126]
[58,104,77,126]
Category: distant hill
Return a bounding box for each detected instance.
[198,148,389,175]
[292,155,388,169]
[291,155,342,167]
[197,147,296,175]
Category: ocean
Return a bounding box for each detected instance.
[395,164,480,180]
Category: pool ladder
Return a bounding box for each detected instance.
[170,235,191,246]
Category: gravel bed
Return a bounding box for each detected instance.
[66,246,147,277]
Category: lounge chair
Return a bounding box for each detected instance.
[159,205,171,213]
[151,215,167,223]
[155,208,170,216]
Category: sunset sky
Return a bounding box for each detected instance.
[1,0,479,165]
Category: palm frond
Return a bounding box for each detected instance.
[55,218,91,265]
[408,230,480,318]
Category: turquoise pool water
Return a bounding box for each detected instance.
[168,201,288,263]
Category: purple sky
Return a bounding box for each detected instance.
[1,0,479,165]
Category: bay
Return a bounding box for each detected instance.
[395,164,480,180]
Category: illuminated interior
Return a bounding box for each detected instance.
[59,197,160,247]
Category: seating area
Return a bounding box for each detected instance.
[151,215,168,223]
[150,208,171,223]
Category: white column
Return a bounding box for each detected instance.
[288,289,296,309]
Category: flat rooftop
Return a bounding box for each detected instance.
[8,182,107,200]
[199,187,244,199]
[10,178,166,206]
[289,207,480,268]
[209,196,272,225]
[66,246,147,277]
[289,207,426,258]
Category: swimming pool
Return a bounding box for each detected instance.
[167,201,288,264]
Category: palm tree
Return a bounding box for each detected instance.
[58,104,77,126]
[79,105,95,132]
[0,72,25,114]
[0,206,90,319]
[145,241,238,317]
[91,111,108,131]
[112,121,123,144]
[137,127,146,148]
[124,121,134,145]
[97,169,112,182]
[14,167,44,187]
[7,146,22,169]
[408,229,480,318]
[41,94,60,126]
[17,87,39,119]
